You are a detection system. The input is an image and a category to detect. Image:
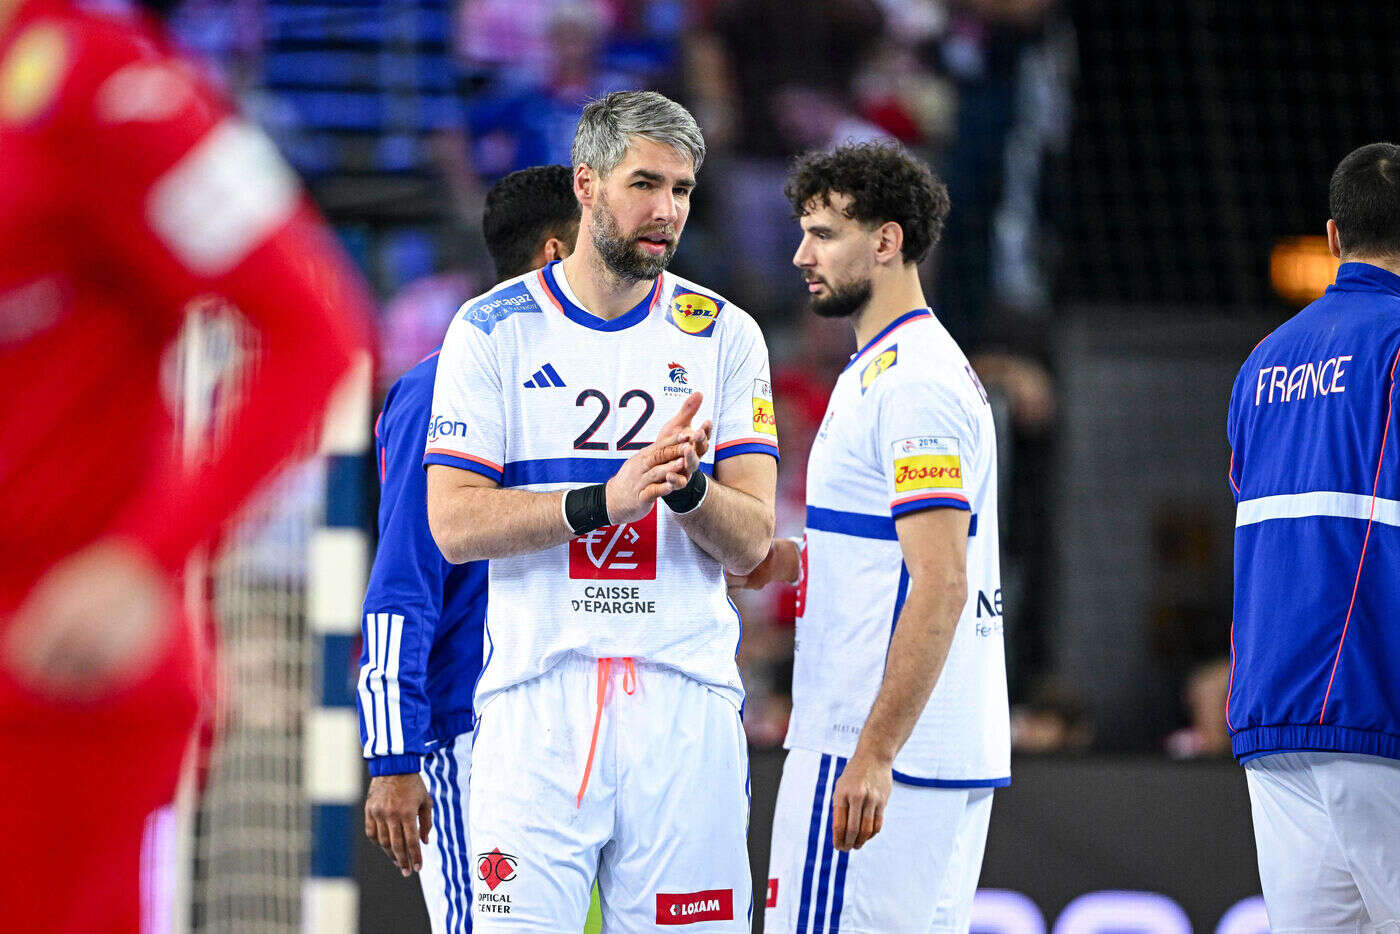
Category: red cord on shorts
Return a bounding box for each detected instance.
[576,657,637,807]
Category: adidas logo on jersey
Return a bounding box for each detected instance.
[523,363,565,388]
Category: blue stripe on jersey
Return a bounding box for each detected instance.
[890,770,1011,788]
[715,441,781,462]
[424,452,504,484]
[890,495,971,518]
[503,457,715,487]
[806,506,898,540]
[796,754,832,934]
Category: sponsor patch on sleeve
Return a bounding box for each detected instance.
[667,288,723,336]
[860,346,897,393]
[751,378,777,436]
[891,436,962,491]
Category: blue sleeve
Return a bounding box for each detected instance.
[358,365,448,775]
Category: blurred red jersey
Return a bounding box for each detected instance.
[0,0,373,616]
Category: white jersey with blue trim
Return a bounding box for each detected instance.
[426,260,779,712]
[786,309,1010,785]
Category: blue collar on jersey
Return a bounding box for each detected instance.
[1327,262,1400,298]
[845,308,933,371]
[538,260,661,332]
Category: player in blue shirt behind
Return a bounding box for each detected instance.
[1228,142,1400,930]
[359,164,579,932]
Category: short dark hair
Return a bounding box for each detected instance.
[785,142,950,265]
[1329,142,1400,258]
[483,165,581,280]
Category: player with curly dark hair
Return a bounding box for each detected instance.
[482,164,581,281]
[736,143,1009,932]
[782,141,950,319]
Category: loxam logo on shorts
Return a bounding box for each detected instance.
[655,889,734,924]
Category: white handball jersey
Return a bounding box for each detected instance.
[426,261,779,712]
[786,309,1010,785]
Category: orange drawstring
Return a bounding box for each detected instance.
[576,657,637,807]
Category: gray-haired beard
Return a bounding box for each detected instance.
[591,193,676,282]
[810,278,873,319]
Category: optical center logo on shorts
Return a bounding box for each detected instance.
[477,848,516,891]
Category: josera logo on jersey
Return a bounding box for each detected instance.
[569,506,658,579]
[752,379,777,436]
[655,889,734,925]
[668,289,723,336]
[860,346,897,393]
[894,455,962,490]
[893,436,962,490]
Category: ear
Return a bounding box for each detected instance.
[1326,219,1343,260]
[574,164,596,208]
[542,237,571,263]
[873,221,904,266]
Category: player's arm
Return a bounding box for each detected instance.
[670,453,777,574]
[360,381,440,878]
[830,507,970,852]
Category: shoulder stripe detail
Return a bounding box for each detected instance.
[424,450,504,484]
[714,441,780,463]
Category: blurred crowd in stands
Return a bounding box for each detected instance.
[170,0,1234,759]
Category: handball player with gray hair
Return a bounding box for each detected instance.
[425,91,779,931]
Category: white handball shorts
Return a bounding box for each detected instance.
[468,655,752,932]
[419,733,473,934]
[1245,751,1400,932]
[765,747,993,934]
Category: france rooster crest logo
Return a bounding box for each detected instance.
[668,362,688,384]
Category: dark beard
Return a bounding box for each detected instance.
[592,199,675,282]
[810,279,872,319]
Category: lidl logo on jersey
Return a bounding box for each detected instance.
[655,889,734,924]
[860,346,898,393]
[462,281,540,334]
[427,413,468,442]
[892,437,962,490]
[752,379,777,436]
[569,506,658,580]
[668,289,724,337]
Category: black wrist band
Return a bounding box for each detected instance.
[564,483,611,535]
[663,470,708,514]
